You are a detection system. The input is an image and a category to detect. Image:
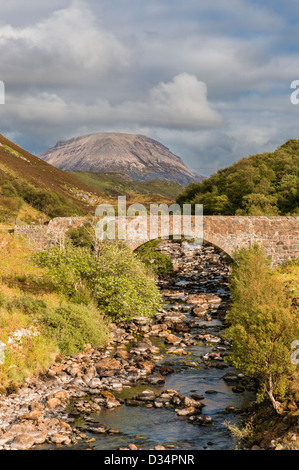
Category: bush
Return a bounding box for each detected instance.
[39,302,110,355]
[69,287,93,305]
[34,241,162,322]
[91,242,162,321]
[33,244,96,298]
[135,240,173,276]
[224,244,299,413]
[0,195,23,222]
[66,223,95,250]
[6,295,47,316]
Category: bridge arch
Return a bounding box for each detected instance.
[132,235,233,262]
[124,215,299,266]
[14,215,299,267]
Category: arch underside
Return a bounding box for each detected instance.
[131,235,233,260]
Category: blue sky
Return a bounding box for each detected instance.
[0,0,298,176]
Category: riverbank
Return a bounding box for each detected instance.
[0,240,260,450]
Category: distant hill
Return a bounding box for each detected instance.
[0,133,104,224]
[176,139,299,216]
[39,132,204,185]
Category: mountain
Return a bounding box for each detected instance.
[39,133,204,185]
[176,139,299,216]
[0,133,104,224]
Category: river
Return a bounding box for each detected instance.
[62,240,256,451]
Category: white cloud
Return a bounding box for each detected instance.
[0,0,297,175]
[4,73,222,132]
[0,1,133,86]
[119,73,223,129]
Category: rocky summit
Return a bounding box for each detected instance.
[39,133,204,185]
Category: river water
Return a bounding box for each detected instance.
[66,241,255,451]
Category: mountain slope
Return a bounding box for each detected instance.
[68,171,184,199]
[176,139,299,216]
[39,132,204,185]
[0,133,104,224]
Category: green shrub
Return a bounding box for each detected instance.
[66,223,95,250]
[20,186,82,218]
[1,183,18,197]
[0,195,23,222]
[6,295,47,316]
[33,244,96,298]
[88,242,162,321]
[224,244,299,414]
[69,287,93,305]
[39,302,110,355]
[34,241,162,322]
[136,240,173,276]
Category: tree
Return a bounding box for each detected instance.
[192,188,231,215]
[238,193,279,215]
[176,139,299,215]
[224,245,299,414]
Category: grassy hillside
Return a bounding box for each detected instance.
[0,134,105,225]
[68,171,183,205]
[176,139,299,215]
[0,133,185,225]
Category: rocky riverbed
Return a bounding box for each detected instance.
[0,241,257,450]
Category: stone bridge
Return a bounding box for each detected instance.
[14,215,299,266]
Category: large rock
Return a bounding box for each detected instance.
[165,334,182,346]
[175,406,198,417]
[11,434,37,450]
[136,390,157,402]
[145,373,165,385]
[96,358,122,376]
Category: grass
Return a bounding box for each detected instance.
[0,235,60,390]
[0,133,106,224]
[0,201,49,228]
[0,133,187,225]
[0,234,111,392]
[0,308,57,390]
[225,401,299,450]
[68,171,183,204]
[2,144,30,162]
